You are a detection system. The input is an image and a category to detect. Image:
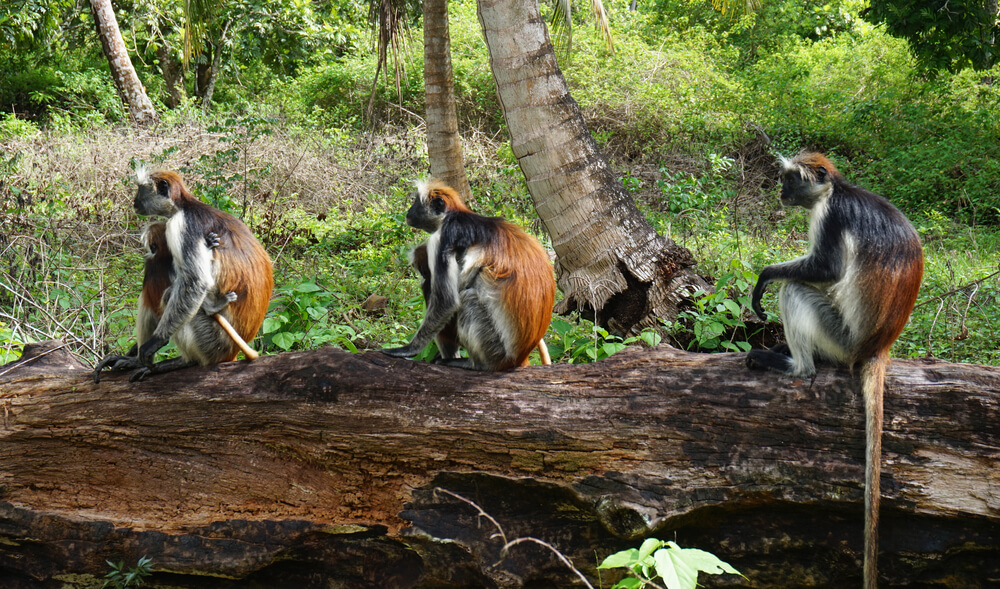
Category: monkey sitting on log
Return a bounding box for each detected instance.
[94,169,273,383]
[383,179,555,371]
[747,151,923,589]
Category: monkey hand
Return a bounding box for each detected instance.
[137,335,168,366]
[205,231,221,250]
[382,345,420,358]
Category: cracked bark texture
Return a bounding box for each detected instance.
[477,0,707,336]
[0,340,998,588]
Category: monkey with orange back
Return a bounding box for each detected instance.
[95,169,273,382]
[383,180,554,371]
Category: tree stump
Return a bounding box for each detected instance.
[1,340,998,588]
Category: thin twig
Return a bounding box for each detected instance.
[433,487,508,545]
[914,267,1000,309]
[501,537,597,589]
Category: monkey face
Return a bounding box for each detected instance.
[405,191,446,233]
[134,173,179,218]
[779,167,831,210]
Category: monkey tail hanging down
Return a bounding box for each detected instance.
[94,168,273,383]
[746,152,923,589]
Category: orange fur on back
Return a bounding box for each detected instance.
[484,222,556,368]
[213,218,273,358]
[148,170,273,361]
[856,251,923,362]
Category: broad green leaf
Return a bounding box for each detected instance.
[602,342,626,357]
[599,548,639,569]
[611,577,643,589]
[653,545,699,589]
[639,330,662,347]
[272,331,297,350]
[294,281,322,293]
[637,537,663,561]
[665,543,741,576]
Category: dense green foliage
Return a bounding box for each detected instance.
[1,0,998,368]
[863,0,1000,72]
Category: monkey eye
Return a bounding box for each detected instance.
[155,179,169,194]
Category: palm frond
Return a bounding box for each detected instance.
[366,0,416,119]
[181,0,217,65]
[549,0,614,54]
[710,0,761,19]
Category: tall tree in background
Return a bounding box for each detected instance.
[423,0,473,200]
[478,0,708,334]
[89,0,158,125]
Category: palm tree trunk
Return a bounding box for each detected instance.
[476,0,706,335]
[89,0,158,126]
[424,0,473,201]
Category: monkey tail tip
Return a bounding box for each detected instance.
[214,314,260,361]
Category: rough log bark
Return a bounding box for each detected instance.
[1,340,998,588]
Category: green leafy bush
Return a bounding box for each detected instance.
[599,538,743,589]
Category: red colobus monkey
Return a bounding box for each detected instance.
[94,169,273,382]
[383,180,555,371]
[747,152,923,589]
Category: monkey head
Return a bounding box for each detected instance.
[779,152,839,210]
[405,179,472,234]
[134,167,186,217]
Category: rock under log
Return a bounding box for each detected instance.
[0,340,998,588]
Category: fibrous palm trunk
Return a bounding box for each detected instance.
[477,0,706,334]
[424,0,473,201]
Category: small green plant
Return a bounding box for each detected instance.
[437,488,744,589]
[673,266,759,353]
[102,556,153,589]
[262,281,359,352]
[547,317,661,364]
[598,538,743,589]
[182,114,276,214]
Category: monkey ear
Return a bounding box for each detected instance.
[429,193,447,215]
[815,166,828,183]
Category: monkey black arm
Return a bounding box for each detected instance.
[140,245,213,364]
[383,245,462,358]
[751,246,845,320]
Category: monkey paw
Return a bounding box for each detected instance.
[745,348,794,374]
[205,231,221,250]
[128,367,152,382]
[93,354,143,383]
[745,350,767,371]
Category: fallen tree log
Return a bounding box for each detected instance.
[0,340,998,588]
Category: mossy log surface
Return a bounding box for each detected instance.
[1,340,998,588]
